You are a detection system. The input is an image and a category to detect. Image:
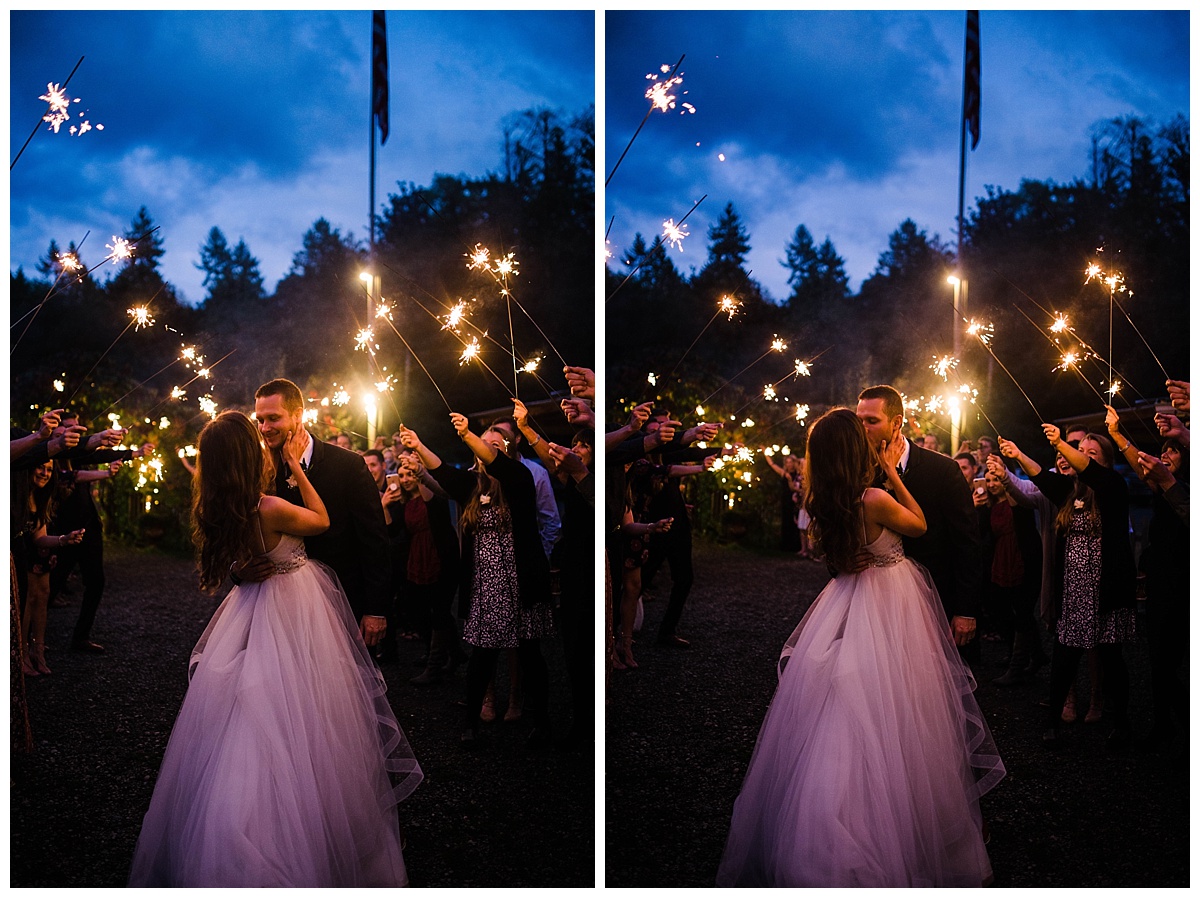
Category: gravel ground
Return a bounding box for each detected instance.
[605,537,1189,888]
[11,542,595,888]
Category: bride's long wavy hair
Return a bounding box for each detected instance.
[191,411,275,591]
[803,408,876,572]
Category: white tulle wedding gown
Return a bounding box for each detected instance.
[716,526,1004,887]
[129,534,423,887]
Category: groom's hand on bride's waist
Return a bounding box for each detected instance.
[231,555,275,585]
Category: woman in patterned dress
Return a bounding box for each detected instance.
[400,414,555,748]
[1029,425,1136,749]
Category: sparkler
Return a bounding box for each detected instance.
[440,300,471,332]
[964,317,1045,421]
[607,193,708,304]
[606,54,687,187]
[128,306,154,330]
[1111,292,1172,381]
[355,327,377,354]
[671,287,742,375]
[763,385,777,402]
[11,55,83,170]
[65,295,162,404]
[930,355,959,381]
[699,334,791,405]
[662,218,688,251]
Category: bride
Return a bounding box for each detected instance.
[129,411,422,887]
[716,408,1003,887]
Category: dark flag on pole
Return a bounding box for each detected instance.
[963,10,981,150]
[372,10,389,145]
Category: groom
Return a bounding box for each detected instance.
[856,384,982,659]
[234,378,392,646]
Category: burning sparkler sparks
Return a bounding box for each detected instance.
[170,387,186,401]
[459,337,481,366]
[441,300,470,333]
[520,356,542,374]
[795,404,810,423]
[644,64,693,114]
[127,306,153,330]
[662,218,689,251]
[735,446,755,463]
[38,81,103,137]
[355,327,376,353]
[647,372,657,386]
[375,300,393,321]
[930,355,959,381]
[1106,380,1122,398]
[375,375,396,393]
[763,384,777,402]
[198,396,218,419]
[719,295,740,319]
[107,237,133,264]
[793,360,811,378]
[331,390,350,407]
[466,244,490,270]
[158,417,170,430]
[53,379,64,393]
[740,418,755,429]
[58,252,81,274]
[770,336,787,353]
[966,320,993,346]
[1055,350,1081,373]
[1050,313,1070,334]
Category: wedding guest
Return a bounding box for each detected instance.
[764,452,802,552]
[1033,425,1136,749]
[1107,407,1189,751]
[981,455,1045,686]
[400,415,555,748]
[47,412,155,654]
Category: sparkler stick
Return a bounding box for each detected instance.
[608,194,708,304]
[606,54,686,187]
[134,348,237,417]
[1112,293,1171,380]
[11,231,92,354]
[963,318,1046,422]
[65,289,164,404]
[11,56,84,170]
[376,315,452,412]
[699,335,789,405]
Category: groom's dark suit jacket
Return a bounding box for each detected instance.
[274,436,392,621]
[896,441,982,624]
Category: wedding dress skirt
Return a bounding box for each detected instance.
[717,528,1004,887]
[129,535,422,887]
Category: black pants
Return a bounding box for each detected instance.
[464,639,548,730]
[1147,589,1189,734]
[643,526,694,640]
[1046,640,1129,729]
[49,532,105,642]
[558,581,592,737]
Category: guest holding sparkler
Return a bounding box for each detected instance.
[12,461,85,676]
[640,408,721,649]
[1106,406,1189,753]
[386,458,460,687]
[400,415,555,749]
[979,455,1045,687]
[764,452,802,553]
[513,397,595,748]
[47,412,155,654]
[1024,424,1136,749]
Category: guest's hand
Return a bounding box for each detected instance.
[48,424,87,455]
[1104,404,1121,435]
[950,615,977,646]
[1042,423,1062,447]
[398,425,420,450]
[997,437,1020,459]
[627,401,653,431]
[1166,379,1190,413]
[548,442,588,479]
[560,398,594,427]
[108,460,123,475]
[1156,412,1187,440]
[563,365,595,400]
[985,454,1009,482]
[139,442,156,457]
[38,408,64,440]
[648,517,673,534]
[360,615,386,647]
[512,398,530,429]
[449,412,470,437]
[1137,450,1177,490]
